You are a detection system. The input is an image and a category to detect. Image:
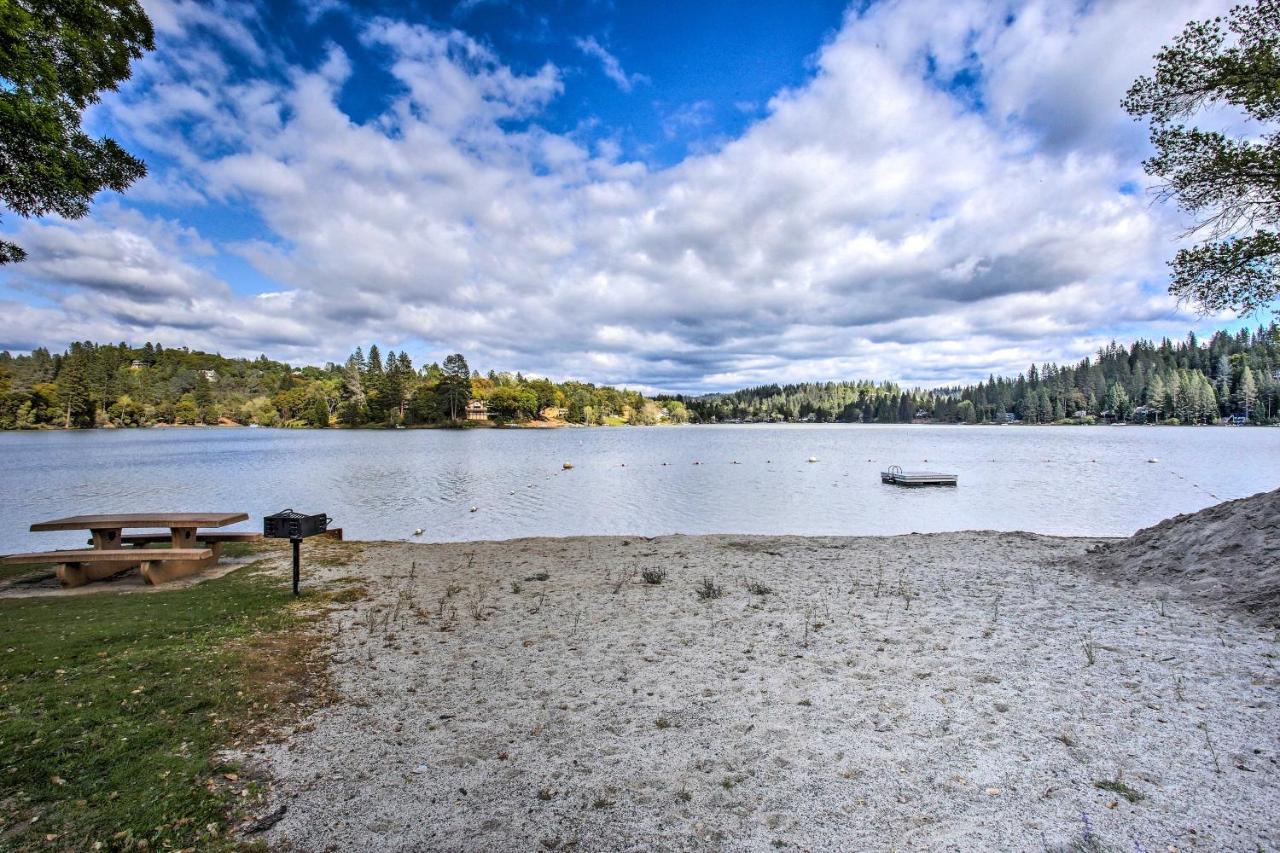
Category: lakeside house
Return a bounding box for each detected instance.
[465,399,490,421]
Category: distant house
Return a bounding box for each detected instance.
[200,369,217,382]
[999,412,1018,424]
[465,399,490,421]
[129,359,148,370]
[1228,414,1248,426]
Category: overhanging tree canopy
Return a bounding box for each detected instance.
[0,0,154,263]
[1124,0,1280,314]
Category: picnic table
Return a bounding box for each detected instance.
[2,512,260,587]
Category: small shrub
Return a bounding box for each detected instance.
[524,571,550,582]
[655,717,672,729]
[592,796,614,810]
[510,580,523,594]
[746,579,772,595]
[641,567,668,585]
[696,577,723,600]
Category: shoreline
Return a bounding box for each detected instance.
[0,420,1272,432]
[230,530,1276,851]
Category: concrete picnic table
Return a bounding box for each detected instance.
[4,512,258,587]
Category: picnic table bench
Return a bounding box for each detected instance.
[1,512,260,587]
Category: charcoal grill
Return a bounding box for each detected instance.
[264,509,332,595]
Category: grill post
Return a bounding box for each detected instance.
[264,509,330,596]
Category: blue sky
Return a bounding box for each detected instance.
[0,0,1266,391]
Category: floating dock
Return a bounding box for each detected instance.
[880,465,958,487]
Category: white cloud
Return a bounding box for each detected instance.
[2,0,1242,389]
[574,36,648,93]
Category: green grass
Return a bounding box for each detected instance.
[0,563,322,851]
[1093,777,1144,803]
[0,563,48,583]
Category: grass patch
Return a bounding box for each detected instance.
[219,541,260,559]
[318,580,368,604]
[1093,777,1144,803]
[0,563,48,583]
[0,563,326,851]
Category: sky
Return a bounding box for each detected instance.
[0,0,1267,392]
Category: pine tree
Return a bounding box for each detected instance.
[440,353,471,421]
[1146,373,1167,421]
[1239,366,1258,418]
[56,347,94,428]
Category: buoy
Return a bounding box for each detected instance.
[413,528,424,536]
[470,506,479,513]
[1148,458,1158,463]
[808,456,818,463]
[563,462,574,470]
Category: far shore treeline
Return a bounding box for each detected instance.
[0,324,1277,430]
[683,325,1280,426]
[0,345,686,429]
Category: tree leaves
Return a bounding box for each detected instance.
[0,0,154,263]
[1125,0,1280,313]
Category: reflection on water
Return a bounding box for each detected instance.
[1,424,1278,552]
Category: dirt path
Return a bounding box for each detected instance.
[242,533,1280,851]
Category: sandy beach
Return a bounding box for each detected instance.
[232,528,1279,852]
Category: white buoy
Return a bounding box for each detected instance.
[1148,458,1159,463]
[808,456,818,463]
[413,528,424,536]
[470,506,479,513]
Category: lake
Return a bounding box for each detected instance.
[1,424,1278,552]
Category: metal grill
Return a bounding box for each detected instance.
[263,509,332,595]
[263,509,329,540]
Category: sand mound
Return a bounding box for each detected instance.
[1075,487,1280,625]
